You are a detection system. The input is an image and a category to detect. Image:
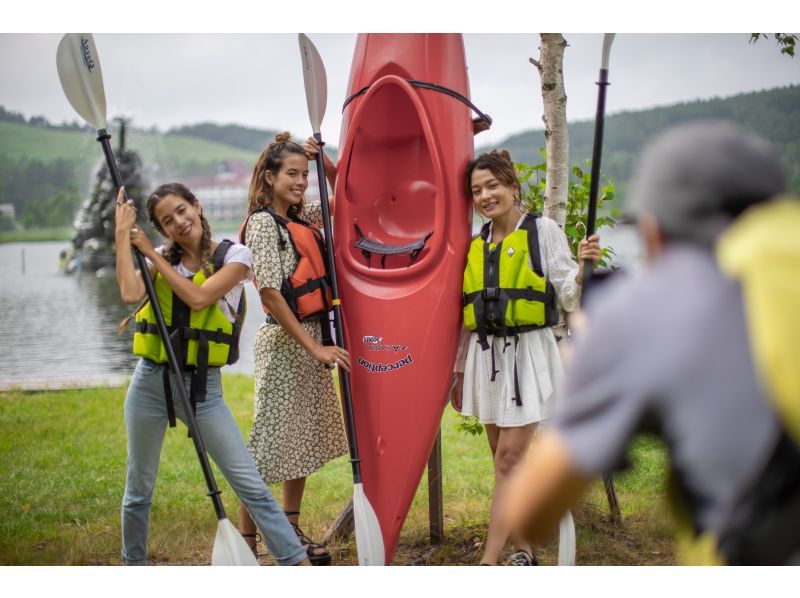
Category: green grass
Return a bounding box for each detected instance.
[0,227,74,243]
[0,375,674,565]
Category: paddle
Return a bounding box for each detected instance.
[56,33,257,566]
[582,33,615,291]
[298,33,385,566]
[580,33,623,524]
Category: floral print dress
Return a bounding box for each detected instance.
[245,202,348,483]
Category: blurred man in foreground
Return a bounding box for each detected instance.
[503,121,800,565]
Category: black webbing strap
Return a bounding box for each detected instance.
[511,335,522,406]
[135,321,159,335]
[136,322,234,347]
[472,241,504,350]
[287,277,330,305]
[463,287,551,306]
[342,79,492,127]
[190,332,210,425]
[353,223,432,269]
[212,240,231,273]
[162,366,177,428]
[168,293,193,434]
[520,213,544,277]
[483,334,522,406]
[489,338,498,382]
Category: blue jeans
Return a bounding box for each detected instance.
[121,358,306,565]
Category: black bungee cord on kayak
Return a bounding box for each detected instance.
[343,79,492,129]
[344,80,490,269]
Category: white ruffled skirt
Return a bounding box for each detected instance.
[461,328,564,427]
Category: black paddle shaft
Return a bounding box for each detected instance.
[575,68,623,522]
[97,129,227,521]
[312,133,364,485]
[581,68,610,295]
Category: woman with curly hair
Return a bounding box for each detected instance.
[114,182,309,566]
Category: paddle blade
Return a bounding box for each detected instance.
[56,33,107,130]
[600,33,616,70]
[298,33,327,134]
[557,509,576,566]
[211,517,259,566]
[353,483,385,566]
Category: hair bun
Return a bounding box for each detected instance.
[498,149,513,163]
[274,131,292,144]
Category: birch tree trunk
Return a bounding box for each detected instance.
[530,34,569,229]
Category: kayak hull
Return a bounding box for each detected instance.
[335,33,474,564]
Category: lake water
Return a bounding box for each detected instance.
[0,225,641,388]
[0,233,263,388]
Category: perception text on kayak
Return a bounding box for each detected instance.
[358,354,413,373]
[361,335,408,353]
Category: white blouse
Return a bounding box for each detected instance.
[456,214,581,427]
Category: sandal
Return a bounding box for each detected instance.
[284,511,332,566]
[505,550,538,566]
[241,532,262,558]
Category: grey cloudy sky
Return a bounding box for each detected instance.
[3,4,797,146]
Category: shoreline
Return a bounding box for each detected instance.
[0,374,129,392]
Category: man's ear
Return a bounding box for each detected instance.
[639,212,664,262]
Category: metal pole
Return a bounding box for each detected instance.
[427,428,444,544]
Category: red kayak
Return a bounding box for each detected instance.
[334,34,474,563]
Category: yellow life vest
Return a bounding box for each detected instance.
[717,199,800,447]
[463,213,558,348]
[666,199,800,565]
[133,240,246,426]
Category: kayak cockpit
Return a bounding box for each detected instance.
[339,76,443,272]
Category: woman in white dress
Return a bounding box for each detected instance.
[450,150,600,565]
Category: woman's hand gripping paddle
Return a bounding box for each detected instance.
[56,33,257,566]
[298,33,385,566]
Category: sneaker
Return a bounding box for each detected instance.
[505,550,538,566]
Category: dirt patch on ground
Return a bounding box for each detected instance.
[169,503,675,566]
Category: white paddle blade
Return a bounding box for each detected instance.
[298,33,327,135]
[600,33,616,70]
[56,33,107,130]
[211,518,259,566]
[353,483,385,566]
[557,509,576,566]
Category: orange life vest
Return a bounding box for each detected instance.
[240,206,332,321]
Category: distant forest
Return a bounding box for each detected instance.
[478,85,800,201]
[167,123,278,154]
[0,106,92,132]
[1,84,798,230]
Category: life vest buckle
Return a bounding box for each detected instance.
[482,287,501,301]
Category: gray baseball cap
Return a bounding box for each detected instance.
[629,120,787,246]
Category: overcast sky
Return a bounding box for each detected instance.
[3,3,797,146]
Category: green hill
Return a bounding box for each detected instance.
[167,122,280,154]
[2,85,797,230]
[0,120,258,172]
[0,121,94,163]
[478,85,800,202]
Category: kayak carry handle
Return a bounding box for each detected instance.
[353,222,432,269]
